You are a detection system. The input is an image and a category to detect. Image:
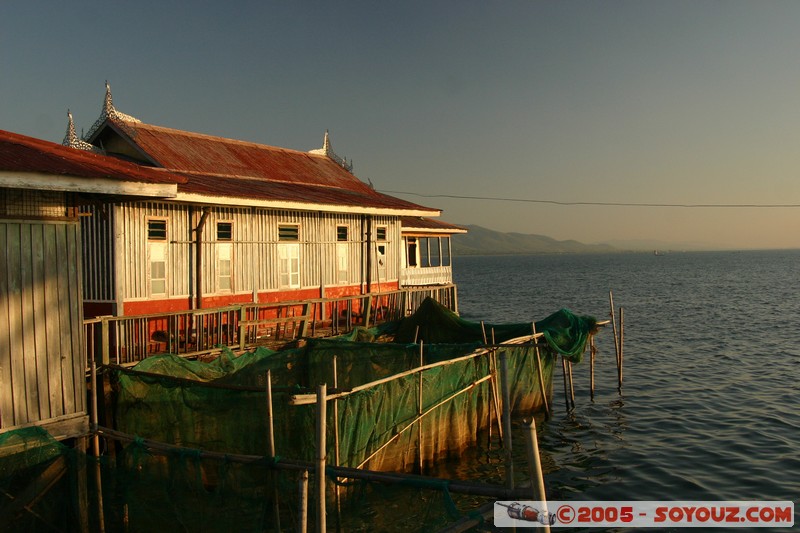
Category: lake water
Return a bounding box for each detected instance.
[448,250,799,530]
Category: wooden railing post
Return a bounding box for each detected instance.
[300,302,311,338]
[363,295,373,328]
[239,306,247,351]
[101,317,110,365]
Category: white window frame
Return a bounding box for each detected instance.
[278,243,300,288]
[278,224,301,289]
[217,221,233,292]
[147,218,168,297]
[336,225,349,284]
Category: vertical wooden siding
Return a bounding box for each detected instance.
[80,204,115,301]
[0,220,85,429]
[118,202,192,300]
[109,202,404,304]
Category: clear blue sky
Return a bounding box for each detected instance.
[3,1,800,250]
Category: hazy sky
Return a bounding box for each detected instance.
[3,1,800,249]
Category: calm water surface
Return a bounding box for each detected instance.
[449,250,799,530]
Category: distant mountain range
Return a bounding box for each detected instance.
[451,225,617,255]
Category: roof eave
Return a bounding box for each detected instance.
[174,192,440,217]
[0,171,179,198]
[401,227,469,235]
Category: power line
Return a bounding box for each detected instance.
[378,190,800,208]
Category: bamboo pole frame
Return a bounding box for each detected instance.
[95,426,537,499]
[356,373,494,469]
[289,338,536,406]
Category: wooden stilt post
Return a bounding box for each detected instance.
[298,470,309,533]
[531,323,550,420]
[316,384,327,533]
[499,351,514,489]
[524,420,550,533]
[266,371,281,532]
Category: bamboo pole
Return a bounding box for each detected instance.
[490,329,504,442]
[266,371,281,532]
[618,307,625,390]
[315,384,327,533]
[90,361,105,533]
[499,351,514,489]
[531,323,550,420]
[561,356,570,412]
[332,356,342,526]
[298,470,309,533]
[483,321,492,445]
[567,361,575,409]
[524,420,550,533]
[609,291,621,388]
[332,358,341,468]
[589,335,595,400]
[417,341,424,474]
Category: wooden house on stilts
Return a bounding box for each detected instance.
[61,83,466,359]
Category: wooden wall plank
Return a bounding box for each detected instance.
[30,223,51,421]
[67,223,85,413]
[0,224,14,428]
[43,224,65,417]
[6,223,26,425]
[55,225,76,416]
[19,223,42,424]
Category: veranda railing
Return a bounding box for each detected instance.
[84,285,457,367]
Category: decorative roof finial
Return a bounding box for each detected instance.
[84,81,141,141]
[62,110,101,152]
[308,129,353,173]
[322,129,331,152]
[103,80,114,116]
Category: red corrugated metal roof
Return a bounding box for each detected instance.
[0,129,186,185]
[401,216,468,234]
[179,172,434,211]
[103,118,439,213]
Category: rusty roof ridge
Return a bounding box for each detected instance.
[172,169,377,191]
